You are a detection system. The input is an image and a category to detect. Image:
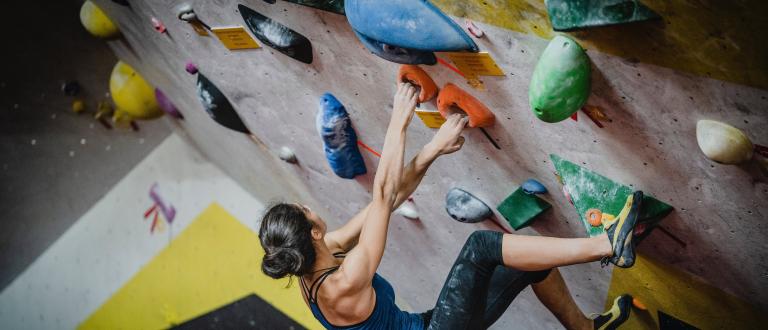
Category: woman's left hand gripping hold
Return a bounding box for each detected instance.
[390,82,419,130]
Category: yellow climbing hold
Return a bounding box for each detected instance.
[109,61,163,120]
[80,1,120,39]
[696,120,754,165]
[72,99,86,113]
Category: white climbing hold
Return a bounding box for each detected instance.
[278,146,297,163]
[395,198,419,220]
[696,120,753,165]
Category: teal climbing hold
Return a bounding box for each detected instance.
[529,35,591,123]
[545,0,661,31]
[497,187,552,230]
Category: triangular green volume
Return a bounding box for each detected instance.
[550,154,673,237]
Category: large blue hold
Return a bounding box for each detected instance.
[353,29,437,65]
[345,0,478,52]
[316,93,367,179]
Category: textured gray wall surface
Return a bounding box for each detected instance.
[0,0,171,291]
[95,0,768,325]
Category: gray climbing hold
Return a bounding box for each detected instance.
[278,146,297,164]
[445,188,492,223]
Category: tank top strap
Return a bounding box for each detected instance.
[304,266,340,304]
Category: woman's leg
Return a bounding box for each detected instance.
[478,266,551,328]
[531,268,592,330]
[428,231,614,329]
[501,233,612,271]
[427,231,508,329]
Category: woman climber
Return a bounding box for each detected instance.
[258,83,639,329]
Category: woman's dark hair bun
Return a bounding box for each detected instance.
[262,247,304,279]
[259,203,316,279]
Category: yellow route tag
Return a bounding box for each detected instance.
[211,26,260,50]
[415,109,446,128]
[444,52,504,77]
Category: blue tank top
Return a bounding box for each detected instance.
[301,266,423,329]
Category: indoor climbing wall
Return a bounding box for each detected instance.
[91,0,767,327]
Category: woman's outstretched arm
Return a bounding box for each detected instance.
[337,83,417,288]
[325,114,468,252]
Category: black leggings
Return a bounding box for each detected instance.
[424,231,551,329]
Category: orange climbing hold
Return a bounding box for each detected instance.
[586,208,602,227]
[437,83,495,128]
[398,65,438,103]
[632,297,648,311]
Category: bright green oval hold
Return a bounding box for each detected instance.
[529,35,591,123]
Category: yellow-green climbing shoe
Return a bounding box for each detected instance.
[602,191,643,268]
[593,294,632,330]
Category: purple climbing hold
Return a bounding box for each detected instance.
[154,88,184,119]
[185,61,198,74]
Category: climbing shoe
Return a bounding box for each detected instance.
[601,191,643,268]
[593,294,632,330]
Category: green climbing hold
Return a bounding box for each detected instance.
[550,154,673,238]
[529,35,590,123]
[545,0,661,31]
[497,187,552,230]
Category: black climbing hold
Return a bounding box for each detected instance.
[196,73,250,134]
[239,4,314,64]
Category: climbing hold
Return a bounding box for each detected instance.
[545,0,661,31]
[316,93,367,179]
[445,188,493,223]
[586,208,602,227]
[696,120,754,165]
[497,187,552,230]
[353,30,437,65]
[521,179,548,195]
[80,0,120,39]
[283,0,345,15]
[177,4,196,21]
[196,73,250,133]
[395,198,420,220]
[239,4,314,64]
[529,36,590,123]
[62,81,80,96]
[437,83,495,128]
[278,146,298,164]
[72,99,86,114]
[398,65,438,103]
[465,19,484,38]
[632,297,648,311]
[345,0,477,52]
[185,61,198,75]
[109,61,163,120]
[154,89,183,119]
[151,17,166,33]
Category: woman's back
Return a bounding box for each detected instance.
[301,266,424,329]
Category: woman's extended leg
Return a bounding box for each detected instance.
[501,233,612,271]
[531,268,592,330]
